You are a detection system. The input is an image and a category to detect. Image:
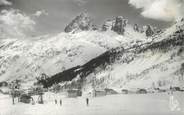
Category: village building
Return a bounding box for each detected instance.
[19,94,34,104]
[136,89,147,94]
[66,89,82,98]
[92,89,106,97]
[0,81,8,87]
[104,88,118,95]
[121,89,129,94]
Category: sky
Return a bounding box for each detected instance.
[0,0,183,37]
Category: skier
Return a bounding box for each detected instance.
[170,86,173,95]
[86,98,89,106]
[55,99,57,104]
[60,99,62,106]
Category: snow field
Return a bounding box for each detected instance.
[0,92,184,115]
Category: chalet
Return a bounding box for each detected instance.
[121,89,128,94]
[172,87,181,91]
[66,89,82,98]
[154,88,166,93]
[19,94,34,104]
[92,89,106,97]
[0,81,8,87]
[104,88,118,95]
[136,89,147,94]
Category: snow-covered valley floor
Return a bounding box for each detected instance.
[0,92,184,115]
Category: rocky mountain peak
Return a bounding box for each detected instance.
[64,13,161,37]
[133,24,162,37]
[144,25,154,37]
[64,12,96,33]
[102,16,128,35]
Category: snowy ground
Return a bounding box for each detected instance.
[0,92,184,115]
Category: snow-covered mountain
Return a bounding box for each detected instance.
[0,13,184,91]
[0,29,145,84]
[82,19,184,91]
[45,18,184,92]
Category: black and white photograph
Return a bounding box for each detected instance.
[0,0,184,115]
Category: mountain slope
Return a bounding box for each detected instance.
[41,19,184,91]
[83,19,184,91]
[0,28,146,87]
